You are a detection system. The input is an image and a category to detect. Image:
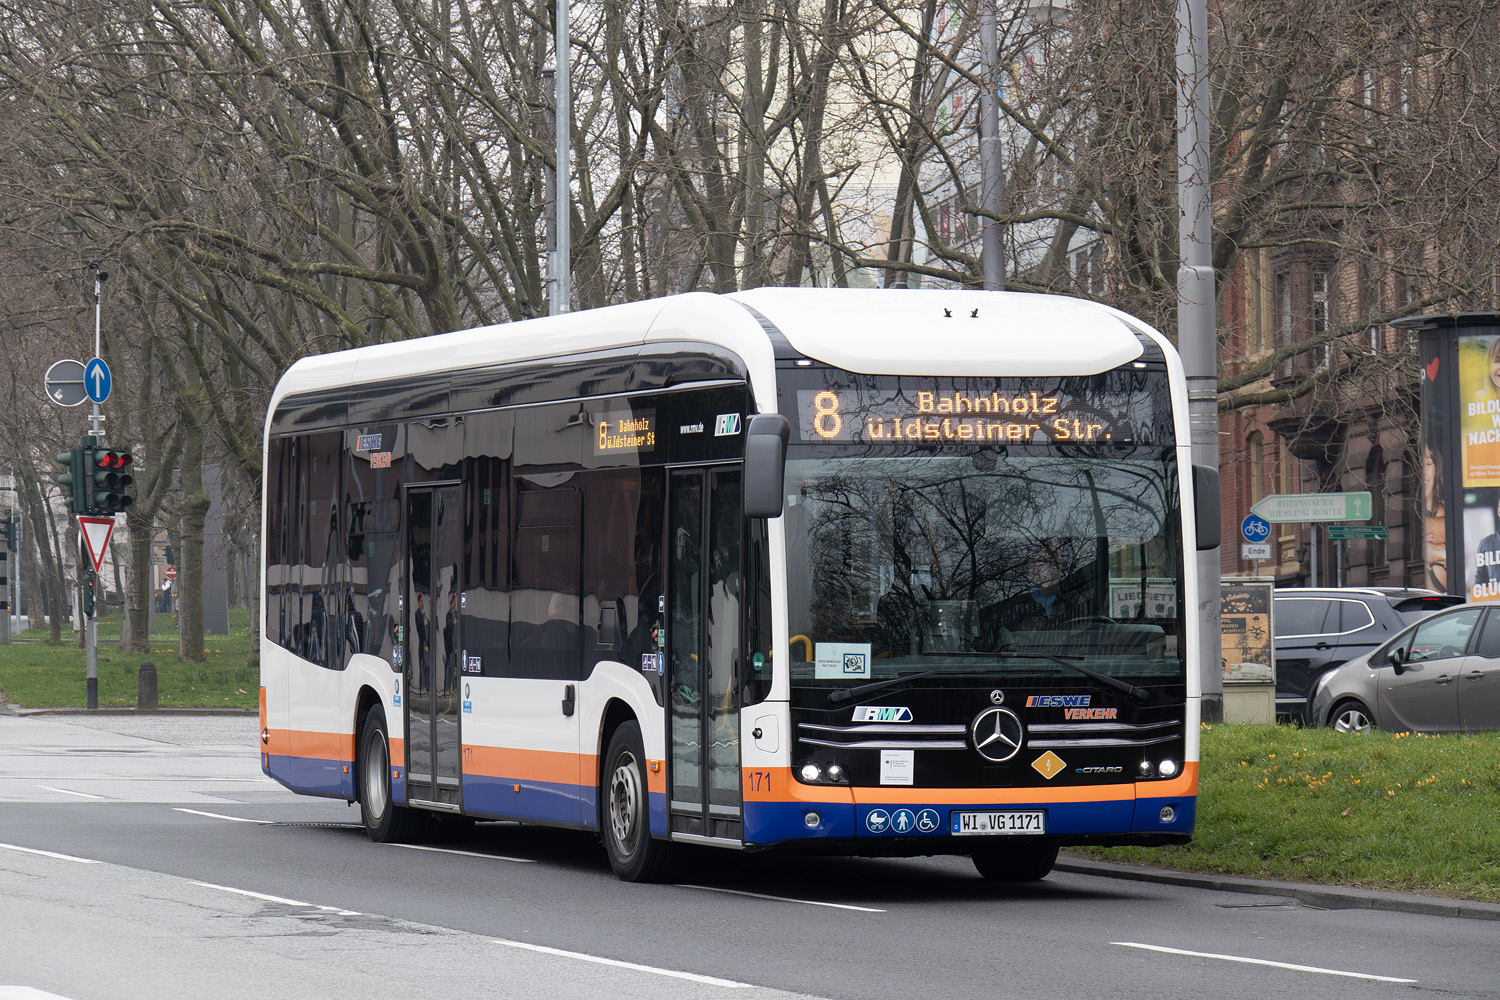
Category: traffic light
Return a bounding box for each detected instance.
[91,449,133,514]
[54,446,87,515]
[81,569,96,618]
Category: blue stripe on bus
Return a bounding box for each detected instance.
[744,796,1191,847]
[263,754,352,799]
[1132,792,1197,833]
[461,774,598,829]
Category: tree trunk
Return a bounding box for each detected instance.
[119,514,154,654]
[177,413,208,664]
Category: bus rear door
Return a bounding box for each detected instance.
[403,484,464,810]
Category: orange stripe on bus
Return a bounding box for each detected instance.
[286,729,355,762]
[741,761,1199,804]
[463,745,597,786]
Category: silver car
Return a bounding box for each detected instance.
[1310,603,1500,733]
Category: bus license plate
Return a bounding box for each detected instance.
[953,810,1046,835]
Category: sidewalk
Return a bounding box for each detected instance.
[1056,856,1500,921]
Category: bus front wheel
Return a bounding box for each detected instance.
[359,703,424,843]
[972,842,1058,882]
[601,721,672,882]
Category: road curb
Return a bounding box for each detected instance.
[5,705,252,717]
[1056,856,1500,921]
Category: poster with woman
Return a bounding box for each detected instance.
[1419,337,1449,595]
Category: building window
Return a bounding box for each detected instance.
[1312,269,1330,371]
[1248,431,1265,505]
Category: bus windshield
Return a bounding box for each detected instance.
[784,450,1183,687]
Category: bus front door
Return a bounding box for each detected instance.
[667,468,743,841]
[403,484,463,809]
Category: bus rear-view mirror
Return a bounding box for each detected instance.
[744,414,791,519]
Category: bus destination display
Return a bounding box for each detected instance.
[595,408,657,454]
[796,385,1133,445]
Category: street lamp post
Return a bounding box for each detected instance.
[978,4,1004,290]
[550,0,571,315]
[1176,0,1222,720]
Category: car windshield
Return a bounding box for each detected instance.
[782,450,1185,689]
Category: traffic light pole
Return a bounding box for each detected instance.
[85,262,107,709]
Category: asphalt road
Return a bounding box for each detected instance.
[0,712,1495,1000]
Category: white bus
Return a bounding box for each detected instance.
[260,288,1216,881]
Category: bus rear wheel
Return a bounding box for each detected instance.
[602,721,672,882]
[359,703,424,843]
[972,842,1059,882]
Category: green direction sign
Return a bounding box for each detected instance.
[1324,524,1389,540]
[1250,491,1372,524]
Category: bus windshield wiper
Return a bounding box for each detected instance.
[827,668,946,705]
[997,651,1150,703]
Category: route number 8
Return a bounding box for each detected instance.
[812,391,842,439]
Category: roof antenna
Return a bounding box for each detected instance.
[943,308,952,317]
[971,308,979,318]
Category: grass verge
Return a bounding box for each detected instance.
[1076,722,1500,902]
[0,610,257,711]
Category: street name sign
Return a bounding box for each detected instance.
[1250,492,1372,523]
[44,359,87,407]
[1325,524,1389,540]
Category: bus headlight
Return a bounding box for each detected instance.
[825,764,845,783]
[799,763,822,783]
[803,811,822,829]
[1158,759,1179,778]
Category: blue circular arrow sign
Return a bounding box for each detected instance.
[84,357,112,404]
[1241,512,1272,544]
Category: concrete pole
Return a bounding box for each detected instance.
[978,3,1004,289]
[551,0,571,315]
[1177,0,1222,720]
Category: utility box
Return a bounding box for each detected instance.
[1222,580,1275,725]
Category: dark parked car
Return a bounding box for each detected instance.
[1311,602,1500,733]
[1273,587,1463,719]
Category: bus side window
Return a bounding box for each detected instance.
[583,468,664,691]
[514,483,581,680]
[461,411,512,678]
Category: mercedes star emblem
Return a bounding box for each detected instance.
[989,689,1005,705]
[970,707,1024,762]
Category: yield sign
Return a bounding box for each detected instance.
[78,516,116,574]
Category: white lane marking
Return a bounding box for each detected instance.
[0,987,82,999]
[493,938,751,988]
[0,843,100,864]
[189,880,362,916]
[385,843,536,863]
[34,786,105,800]
[173,808,271,824]
[1112,942,1417,983]
[677,883,886,912]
